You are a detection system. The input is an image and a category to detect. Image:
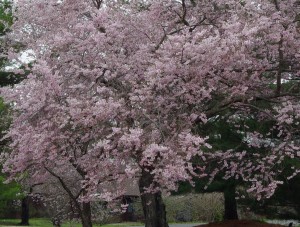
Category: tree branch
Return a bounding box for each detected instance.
[92,0,103,9]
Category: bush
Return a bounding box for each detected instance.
[165,193,224,222]
[132,193,224,223]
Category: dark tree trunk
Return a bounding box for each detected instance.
[224,183,238,220]
[20,196,30,226]
[139,169,169,227]
[51,217,61,227]
[81,202,92,227]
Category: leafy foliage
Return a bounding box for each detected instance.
[0,0,24,219]
[0,0,13,36]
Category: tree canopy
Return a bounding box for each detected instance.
[1,1,300,226]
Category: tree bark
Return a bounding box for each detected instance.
[81,202,92,227]
[139,169,169,227]
[224,183,238,220]
[20,196,30,226]
[51,217,61,227]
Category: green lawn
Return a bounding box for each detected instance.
[0,218,142,227]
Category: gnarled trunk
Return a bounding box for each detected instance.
[139,169,169,227]
[224,183,238,220]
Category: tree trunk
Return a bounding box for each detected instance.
[139,169,169,227]
[51,217,61,227]
[81,202,92,227]
[224,183,238,220]
[20,196,30,225]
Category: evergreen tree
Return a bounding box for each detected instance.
[0,1,28,224]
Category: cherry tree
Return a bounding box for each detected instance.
[1,0,300,227]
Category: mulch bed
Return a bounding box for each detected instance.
[194,220,288,227]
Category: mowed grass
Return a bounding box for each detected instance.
[0,218,142,227]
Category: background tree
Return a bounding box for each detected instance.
[0,1,31,225]
[0,0,25,86]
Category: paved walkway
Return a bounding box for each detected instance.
[129,223,205,227]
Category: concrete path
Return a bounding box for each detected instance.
[129,223,205,227]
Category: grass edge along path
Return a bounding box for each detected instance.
[0,218,143,227]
